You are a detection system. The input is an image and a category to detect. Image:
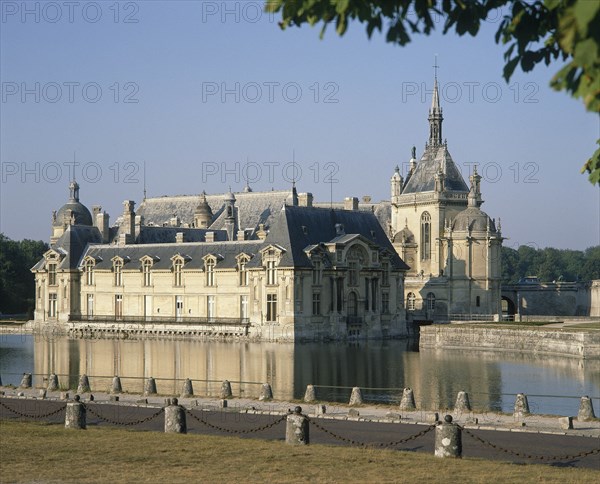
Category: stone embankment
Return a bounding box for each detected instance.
[420,325,600,359]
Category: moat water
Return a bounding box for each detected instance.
[1,334,598,416]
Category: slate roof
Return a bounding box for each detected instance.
[137,226,228,244]
[32,225,103,271]
[265,205,408,270]
[83,240,265,271]
[77,205,408,272]
[401,144,469,194]
[135,190,295,235]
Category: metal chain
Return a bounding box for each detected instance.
[83,403,165,426]
[185,408,287,434]
[308,417,436,448]
[461,426,600,461]
[0,400,66,419]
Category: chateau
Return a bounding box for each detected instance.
[31,77,504,339]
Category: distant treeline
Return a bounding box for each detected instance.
[0,234,48,316]
[502,245,600,284]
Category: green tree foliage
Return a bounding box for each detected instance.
[266,0,600,184]
[0,234,48,316]
[501,245,600,283]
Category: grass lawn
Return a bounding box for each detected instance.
[0,420,597,483]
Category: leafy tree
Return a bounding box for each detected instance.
[266,0,600,184]
[501,244,600,283]
[0,234,48,316]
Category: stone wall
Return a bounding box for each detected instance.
[502,282,594,317]
[419,325,600,359]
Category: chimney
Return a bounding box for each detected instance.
[118,233,127,246]
[170,214,180,227]
[135,214,143,238]
[122,200,135,240]
[95,209,110,244]
[344,197,359,211]
[176,232,184,243]
[237,230,246,241]
[298,192,313,207]
[205,231,215,243]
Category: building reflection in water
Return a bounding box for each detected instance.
[27,336,599,414]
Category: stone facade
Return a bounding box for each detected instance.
[32,185,408,341]
[389,77,503,322]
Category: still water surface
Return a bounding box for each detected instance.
[1,334,598,416]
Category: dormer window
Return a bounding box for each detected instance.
[142,259,152,287]
[267,260,277,285]
[206,259,215,286]
[84,259,95,286]
[237,254,250,286]
[174,258,183,287]
[113,259,123,286]
[48,263,57,286]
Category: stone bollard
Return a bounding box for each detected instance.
[399,387,416,411]
[38,389,47,399]
[426,413,440,424]
[47,373,59,392]
[164,398,187,434]
[259,383,273,401]
[304,384,316,403]
[144,377,157,396]
[65,395,86,430]
[454,391,472,413]
[578,396,596,421]
[349,387,363,406]
[77,374,91,393]
[513,393,530,418]
[60,392,70,400]
[220,380,232,399]
[19,373,32,388]
[558,416,573,430]
[315,404,326,416]
[286,406,309,445]
[181,379,193,398]
[111,376,122,394]
[434,415,462,458]
[219,399,228,408]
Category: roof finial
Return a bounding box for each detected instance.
[143,161,147,200]
[433,54,439,81]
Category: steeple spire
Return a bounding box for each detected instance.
[428,56,443,148]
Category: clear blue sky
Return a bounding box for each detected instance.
[1,0,599,250]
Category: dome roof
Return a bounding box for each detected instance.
[452,206,496,232]
[195,193,213,216]
[55,201,93,226]
[54,181,93,226]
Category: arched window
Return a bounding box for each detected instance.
[421,212,431,260]
[426,292,436,310]
[407,292,416,311]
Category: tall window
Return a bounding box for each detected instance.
[239,259,249,286]
[115,295,123,319]
[476,296,481,307]
[426,292,436,310]
[312,292,321,316]
[382,292,390,314]
[114,259,123,286]
[348,261,358,286]
[421,212,431,260]
[174,259,183,287]
[206,260,215,286]
[84,259,94,285]
[407,292,416,311]
[48,263,57,286]
[48,293,57,318]
[240,295,249,321]
[267,260,277,285]
[266,294,277,322]
[381,261,390,286]
[142,259,152,287]
[207,295,215,321]
[312,260,322,285]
